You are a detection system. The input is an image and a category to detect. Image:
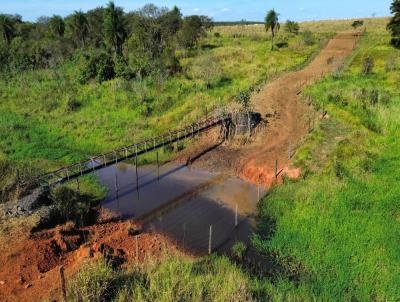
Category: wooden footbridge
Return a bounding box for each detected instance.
[31,113,235,186]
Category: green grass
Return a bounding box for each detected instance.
[253,26,400,301]
[68,255,252,302]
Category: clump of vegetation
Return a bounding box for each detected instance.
[362,56,374,75]
[284,20,300,35]
[68,255,251,301]
[302,30,315,46]
[351,20,364,30]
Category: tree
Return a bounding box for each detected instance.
[265,10,280,50]
[49,15,65,37]
[104,1,127,56]
[68,11,89,47]
[178,15,209,49]
[0,15,16,45]
[87,7,106,48]
[351,20,364,30]
[284,20,299,35]
[387,0,400,48]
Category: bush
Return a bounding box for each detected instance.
[362,56,374,75]
[301,30,315,46]
[77,51,115,84]
[284,20,300,35]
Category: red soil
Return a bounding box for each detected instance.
[182,32,359,188]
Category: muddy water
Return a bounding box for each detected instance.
[97,162,263,255]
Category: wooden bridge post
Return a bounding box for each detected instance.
[235,204,238,227]
[156,151,160,181]
[135,155,139,199]
[103,155,107,167]
[59,266,67,302]
[135,236,139,263]
[208,225,213,255]
[114,151,118,164]
[91,158,95,172]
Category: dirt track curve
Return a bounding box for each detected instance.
[185,32,360,187]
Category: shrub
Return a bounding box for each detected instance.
[362,56,374,75]
[77,51,115,84]
[232,241,247,261]
[284,20,300,35]
[301,30,315,46]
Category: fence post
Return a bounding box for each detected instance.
[235,204,238,227]
[76,178,80,193]
[136,236,139,263]
[59,266,67,302]
[156,152,160,181]
[275,160,278,179]
[208,225,213,255]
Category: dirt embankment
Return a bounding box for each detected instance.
[0,210,178,302]
[183,33,359,187]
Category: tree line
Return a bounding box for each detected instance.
[0,2,213,82]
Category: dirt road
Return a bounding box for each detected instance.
[187,33,359,187]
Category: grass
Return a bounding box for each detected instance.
[253,21,400,301]
[68,255,252,302]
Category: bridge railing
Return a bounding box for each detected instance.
[31,113,232,186]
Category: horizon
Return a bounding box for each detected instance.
[0,0,393,23]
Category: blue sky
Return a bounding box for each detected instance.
[0,0,393,22]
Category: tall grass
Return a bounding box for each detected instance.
[68,255,252,302]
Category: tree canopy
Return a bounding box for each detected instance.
[0,3,213,82]
[387,0,400,48]
[265,10,280,50]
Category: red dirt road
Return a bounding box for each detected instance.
[186,33,359,187]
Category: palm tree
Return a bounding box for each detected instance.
[0,14,16,45]
[49,15,65,38]
[104,1,127,56]
[265,10,280,50]
[69,11,89,47]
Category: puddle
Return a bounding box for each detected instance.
[97,162,264,255]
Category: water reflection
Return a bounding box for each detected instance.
[97,162,263,255]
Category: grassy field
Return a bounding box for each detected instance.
[253,20,400,301]
[3,16,399,301]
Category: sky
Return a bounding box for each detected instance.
[0,0,393,22]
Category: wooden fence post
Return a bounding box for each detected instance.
[156,152,160,181]
[208,225,213,255]
[59,266,67,302]
[235,204,238,227]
